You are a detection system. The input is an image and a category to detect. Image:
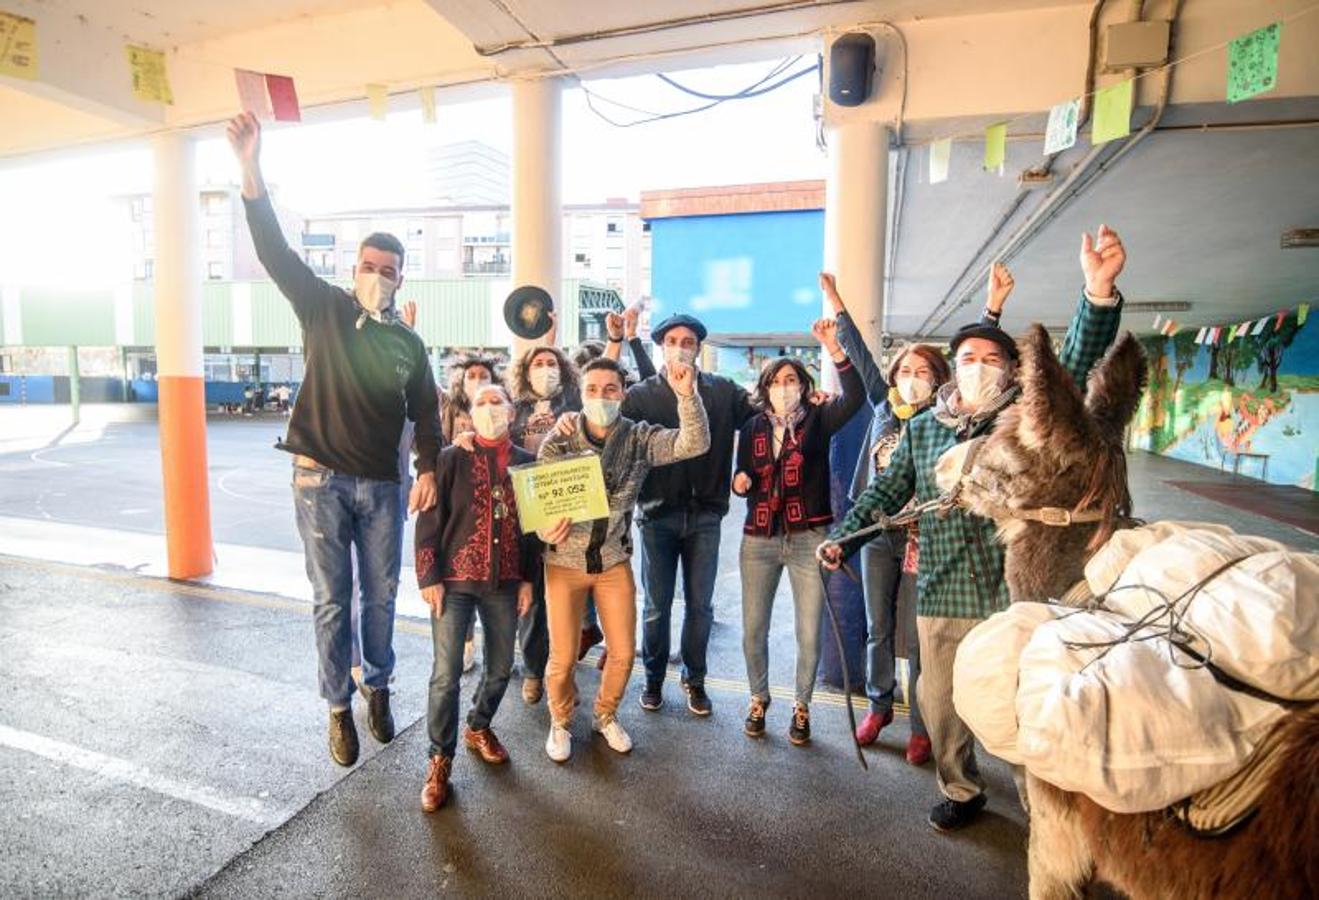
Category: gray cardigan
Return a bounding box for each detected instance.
[538,392,710,573]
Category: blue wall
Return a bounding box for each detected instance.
[648,209,825,336]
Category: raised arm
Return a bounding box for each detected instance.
[623,301,658,381]
[823,272,888,405]
[640,364,710,466]
[813,317,867,435]
[980,262,1015,327]
[227,112,333,324]
[1059,225,1127,389]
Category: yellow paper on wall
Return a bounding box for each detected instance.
[126,44,173,104]
[0,11,38,80]
[983,122,1006,172]
[1091,79,1133,145]
[509,453,610,534]
[367,83,388,120]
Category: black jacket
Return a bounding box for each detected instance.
[733,358,865,536]
[414,440,540,594]
[244,194,441,480]
[621,369,756,518]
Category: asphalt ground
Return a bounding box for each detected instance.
[1,405,1314,898]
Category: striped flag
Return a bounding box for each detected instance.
[1152,314,1163,332]
[1275,310,1287,332]
[1195,327,1207,344]
[1251,317,1268,336]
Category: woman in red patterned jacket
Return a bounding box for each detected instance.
[731,318,864,746]
[413,384,539,813]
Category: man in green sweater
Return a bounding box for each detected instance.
[820,225,1128,832]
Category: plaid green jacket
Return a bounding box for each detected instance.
[830,291,1123,619]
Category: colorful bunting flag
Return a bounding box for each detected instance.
[419,86,437,124]
[1152,314,1163,332]
[1251,317,1268,336]
[1044,98,1080,154]
[1226,22,1281,104]
[266,74,301,122]
[1194,327,1207,344]
[1274,311,1287,332]
[367,83,388,121]
[984,123,1007,172]
[234,69,272,119]
[929,138,951,184]
[1092,79,1133,144]
[1300,303,1310,326]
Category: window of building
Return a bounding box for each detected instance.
[642,221,651,233]
[207,261,225,280]
[204,193,228,215]
[606,220,620,234]
[574,252,589,264]
[134,259,154,280]
[206,229,226,249]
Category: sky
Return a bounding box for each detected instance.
[0,58,827,287]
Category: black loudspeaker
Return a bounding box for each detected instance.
[829,32,875,107]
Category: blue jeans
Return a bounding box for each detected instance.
[517,564,549,679]
[428,586,518,758]
[740,528,827,706]
[640,508,722,689]
[292,463,402,708]
[862,532,925,735]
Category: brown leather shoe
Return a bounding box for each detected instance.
[420,755,452,813]
[463,725,510,764]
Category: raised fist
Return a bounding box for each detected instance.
[1080,224,1125,299]
[667,361,696,397]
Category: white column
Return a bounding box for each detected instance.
[152,131,213,579]
[511,77,563,355]
[822,121,889,387]
[154,133,203,381]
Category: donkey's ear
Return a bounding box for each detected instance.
[1084,332,1147,438]
[1015,323,1090,452]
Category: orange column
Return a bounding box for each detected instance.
[153,131,213,578]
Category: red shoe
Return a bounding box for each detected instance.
[906,733,932,766]
[578,624,603,661]
[855,709,893,746]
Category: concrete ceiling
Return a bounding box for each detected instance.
[889,97,1319,339]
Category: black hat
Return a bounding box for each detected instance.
[651,313,707,343]
[949,322,1019,361]
[503,285,554,340]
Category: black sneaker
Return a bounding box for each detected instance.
[361,685,395,744]
[328,709,359,766]
[788,703,811,745]
[928,794,987,832]
[638,683,664,711]
[681,679,712,716]
[744,697,768,737]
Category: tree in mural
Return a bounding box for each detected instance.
[1217,331,1260,388]
[1171,329,1200,394]
[1138,335,1172,443]
[1256,313,1304,394]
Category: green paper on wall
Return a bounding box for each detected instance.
[983,123,1006,171]
[1092,80,1133,144]
[1227,22,1281,104]
[1299,303,1310,326]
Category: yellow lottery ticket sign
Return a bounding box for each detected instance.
[509,453,609,533]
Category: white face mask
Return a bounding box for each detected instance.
[581,398,621,428]
[463,376,492,402]
[956,362,1006,409]
[470,403,510,440]
[768,383,802,416]
[663,344,697,369]
[896,375,933,406]
[353,271,397,315]
[529,365,560,398]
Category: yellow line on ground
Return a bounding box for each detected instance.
[2,554,909,715]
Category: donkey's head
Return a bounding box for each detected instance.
[936,324,1147,601]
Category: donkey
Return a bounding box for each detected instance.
[941,325,1319,900]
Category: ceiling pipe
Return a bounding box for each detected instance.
[913,0,1117,335]
[474,0,868,56]
[917,0,1184,337]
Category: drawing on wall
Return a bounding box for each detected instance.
[1130,310,1317,491]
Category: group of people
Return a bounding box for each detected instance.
[228,108,1129,831]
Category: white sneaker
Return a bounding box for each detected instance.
[592,714,633,754]
[462,638,476,672]
[545,723,572,763]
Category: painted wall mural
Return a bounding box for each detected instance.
[1130,309,1317,492]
